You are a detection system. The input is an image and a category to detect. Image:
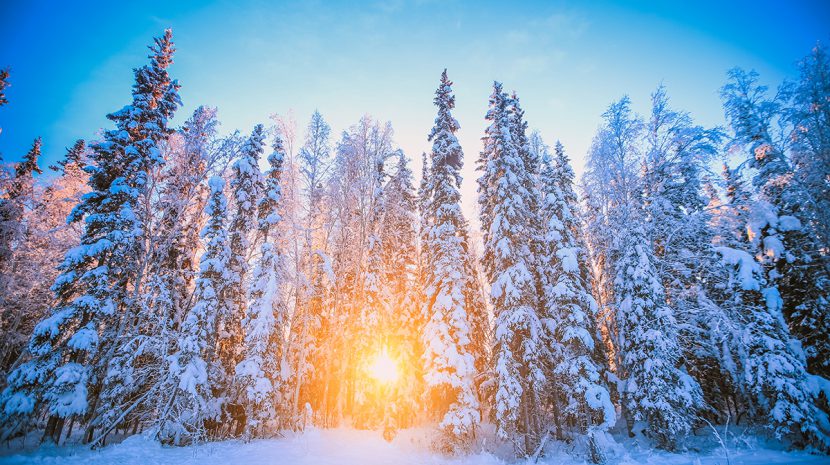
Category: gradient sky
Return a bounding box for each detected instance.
[1,0,828,219]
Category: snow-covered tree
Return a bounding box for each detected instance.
[286,111,332,426]
[0,138,45,374]
[539,139,614,442]
[422,70,480,450]
[715,244,830,449]
[379,152,423,426]
[721,67,830,446]
[236,135,287,438]
[787,43,830,249]
[146,106,220,333]
[0,138,42,276]
[102,108,223,439]
[477,83,545,456]
[785,45,830,378]
[584,96,703,450]
[612,221,703,449]
[0,29,180,443]
[640,86,736,420]
[157,176,230,445]
[215,123,266,433]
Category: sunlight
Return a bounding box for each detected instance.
[367,347,399,385]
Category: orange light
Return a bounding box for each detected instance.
[367,347,399,385]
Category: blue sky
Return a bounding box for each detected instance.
[1,0,828,216]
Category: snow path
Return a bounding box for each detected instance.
[0,428,826,465]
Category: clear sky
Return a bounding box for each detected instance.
[1,0,828,220]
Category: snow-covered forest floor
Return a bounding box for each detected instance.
[0,426,825,465]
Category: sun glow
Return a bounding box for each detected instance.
[367,347,399,385]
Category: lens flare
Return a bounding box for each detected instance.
[367,347,399,384]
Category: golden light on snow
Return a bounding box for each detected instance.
[367,347,399,385]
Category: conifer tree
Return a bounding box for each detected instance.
[0,30,180,443]
[640,86,734,420]
[0,138,44,375]
[477,83,545,456]
[612,220,703,449]
[380,152,423,425]
[584,96,702,450]
[236,136,287,437]
[784,45,830,377]
[157,176,230,445]
[540,140,614,440]
[0,137,42,274]
[422,70,480,450]
[146,106,219,333]
[218,123,265,432]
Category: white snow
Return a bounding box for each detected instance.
[0,427,825,465]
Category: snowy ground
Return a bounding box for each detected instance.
[0,426,827,465]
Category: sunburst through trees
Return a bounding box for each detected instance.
[0,28,829,462]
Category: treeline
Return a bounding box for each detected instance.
[0,29,828,460]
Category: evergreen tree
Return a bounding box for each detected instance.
[0,137,42,274]
[381,152,423,426]
[788,43,830,249]
[0,30,180,443]
[640,86,734,421]
[236,136,287,438]
[146,106,219,334]
[540,139,614,441]
[0,138,45,375]
[785,45,830,377]
[715,243,830,449]
[422,70,480,450]
[612,221,703,449]
[220,123,266,432]
[157,176,230,445]
[477,83,545,456]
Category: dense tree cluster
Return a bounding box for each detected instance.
[0,31,828,461]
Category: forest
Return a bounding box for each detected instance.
[0,26,829,464]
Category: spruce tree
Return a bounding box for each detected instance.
[612,220,703,449]
[146,106,219,333]
[218,123,265,432]
[0,138,44,375]
[641,86,734,421]
[477,83,545,456]
[157,176,230,445]
[540,140,614,440]
[422,70,480,450]
[381,152,423,426]
[785,45,830,377]
[583,96,702,450]
[236,136,287,437]
[0,30,180,443]
[0,137,42,273]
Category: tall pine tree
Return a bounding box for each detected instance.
[477,83,545,456]
[236,136,287,437]
[0,30,180,443]
[422,70,480,450]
